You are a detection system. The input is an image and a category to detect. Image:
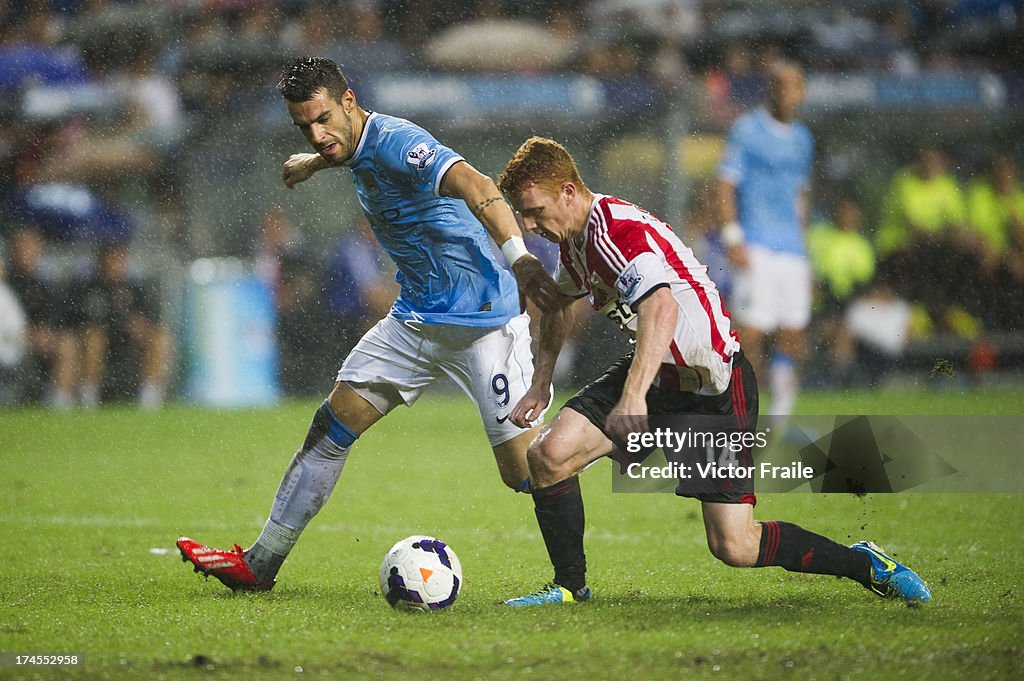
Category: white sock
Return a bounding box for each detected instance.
[770,352,798,419]
[267,440,350,539]
[246,440,350,583]
[49,388,74,411]
[138,381,164,409]
[81,382,100,409]
[253,517,301,558]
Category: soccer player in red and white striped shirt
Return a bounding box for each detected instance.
[496,137,930,607]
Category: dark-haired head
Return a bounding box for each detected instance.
[278,56,350,103]
[766,59,805,123]
[281,57,363,165]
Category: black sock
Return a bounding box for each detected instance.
[531,476,586,593]
[756,520,871,586]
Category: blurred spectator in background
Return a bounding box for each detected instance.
[966,155,1024,330]
[6,224,77,408]
[250,206,338,398]
[110,33,184,154]
[686,179,732,299]
[876,146,977,329]
[4,121,68,193]
[255,205,302,302]
[703,42,760,125]
[807,196,877,385]
[716,61,813,420]
[73,242,171,409]
[548,6,586,67]
[428,3,578,73]
[591,0,701,41]
[809,197,876,314]
[875,5,922,75]
[843,279,914,388]
[581,40,642,78]
[0,250,29,405]
[290,1,342,64]
[327,0,412,82]
[37,28,166,191]
[323,216,397,358]
[0,1,86,92]
[276,246,339,398]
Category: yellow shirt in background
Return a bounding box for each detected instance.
[808,223,876,300]
[877,169,966,255]
[966,181,1024,254]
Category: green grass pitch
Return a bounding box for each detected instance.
[1,389,1022,680]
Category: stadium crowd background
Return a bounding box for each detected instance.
[0,0,1022,408]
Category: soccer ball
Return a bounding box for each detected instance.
[379,535,462,611]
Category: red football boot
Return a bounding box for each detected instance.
[176,537,274,592]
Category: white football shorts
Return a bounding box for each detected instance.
[337,312,539,446]
[730,244,812,332]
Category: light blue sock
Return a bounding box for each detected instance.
[770,351,798,420]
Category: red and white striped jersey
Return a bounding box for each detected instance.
[556,194,740,395]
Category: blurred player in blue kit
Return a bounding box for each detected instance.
[717,62,813,420]
[178,57,561,591]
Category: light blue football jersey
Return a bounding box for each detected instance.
[343,112,519,327]
[717,107,814,256]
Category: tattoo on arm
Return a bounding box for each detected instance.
[472,196,504,217]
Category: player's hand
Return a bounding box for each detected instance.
[510,381,552,429]
[282,153,324,189]
[726,244,749,268]
[512,255,563,313]
[605,394,649,449]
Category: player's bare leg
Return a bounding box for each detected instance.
[50,329,79,409]
[491,429,536,492]
[137,324,172,408]
[504,408,613,606]
[80,326,107,409]
[527,408,612,487]
[700,501,760,566]
[700,501,930,602]
[179,381,383,590]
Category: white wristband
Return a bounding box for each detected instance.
[500,235,530,265]
[721,221,745,248]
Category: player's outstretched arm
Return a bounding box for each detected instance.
[605,287,678,444]
[510,294,578,428]
[282,152,331,189]
[439,161,562,312]
[715,178,749,268]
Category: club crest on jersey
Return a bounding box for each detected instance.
[406,143,437,170]
[617,264,645,299]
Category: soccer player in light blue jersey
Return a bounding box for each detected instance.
[177,57,561,591]
[717,61,813,421]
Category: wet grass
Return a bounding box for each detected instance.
[0,389,1021,680]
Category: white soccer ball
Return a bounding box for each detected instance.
[379,535,463,611]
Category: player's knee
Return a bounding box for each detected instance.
[707,532,757,568]
[526,438,553,475]
[526,434,569,488]
[304,401,358,456]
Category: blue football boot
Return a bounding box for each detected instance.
[503,582,591,607]
[851,540,931,604]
